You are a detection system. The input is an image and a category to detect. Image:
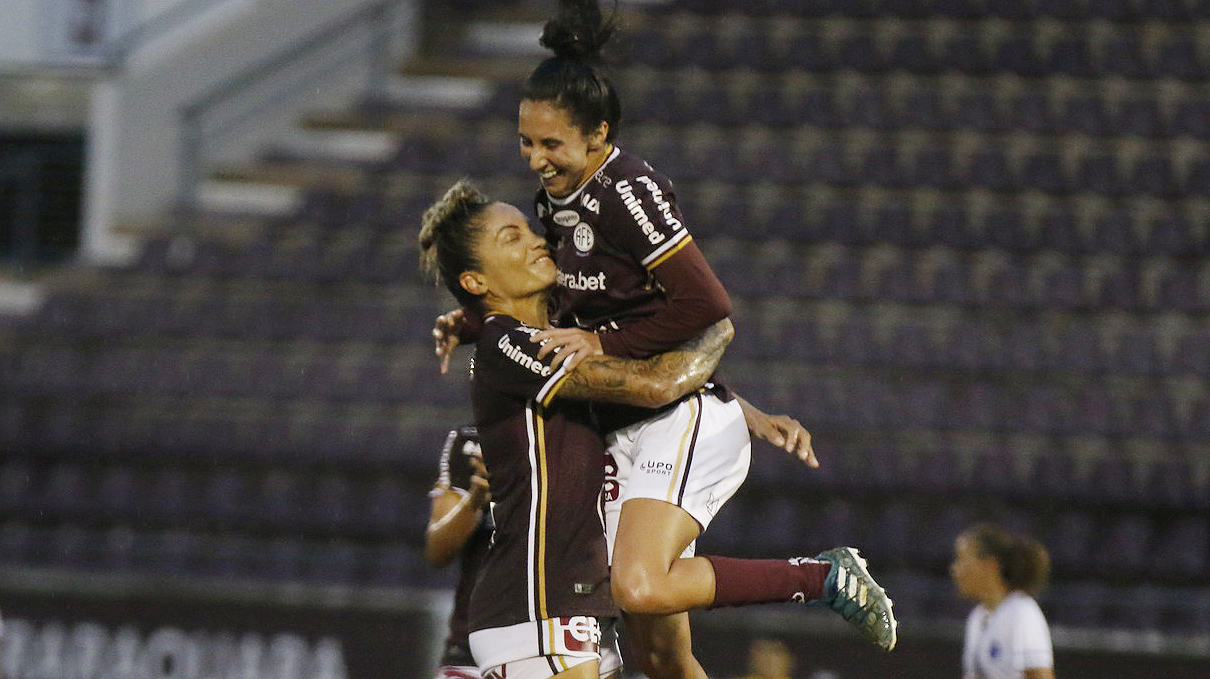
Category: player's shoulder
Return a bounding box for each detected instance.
[476,313,556,377]
[600,147,673,192]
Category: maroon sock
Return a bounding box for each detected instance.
[705,555,831,609]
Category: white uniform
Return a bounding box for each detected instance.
[962,591,1054,679]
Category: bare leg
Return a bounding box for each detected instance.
[623,612,706,679]
[610,498,717,614]
[552,660,599,679]
[610,498,712,679]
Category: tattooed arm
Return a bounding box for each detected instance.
[556,318,733,409]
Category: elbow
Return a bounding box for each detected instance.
[717,317,735,345]
[635,378,684,409]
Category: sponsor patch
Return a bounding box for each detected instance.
[553,209,580,227]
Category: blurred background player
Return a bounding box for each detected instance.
[730,638,797,679]
[426,425,492,679]
[951,523,1055,679]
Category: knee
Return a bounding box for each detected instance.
[611,570,668,614]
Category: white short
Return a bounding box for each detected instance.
[603,391,751,560]
[470,617,622,679]
[435,667,480,679]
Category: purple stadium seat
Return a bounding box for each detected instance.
[967,145,1017,191]
[1097,34,1149,77]
[1116,96,1171,138]
[1045,581,1110,628]
[1094,513,1153,575]
[1062,93,1111,136]
[1046,36,1096,77]
[890,34,940,74]
[1020,150,1070,194]
[1091,207,1140,254]
[945,35,993,76]
[1157,34,1205,80]
[910,146,958,190]
[1173,98,1210,138]
[1153,515,1209,578]
[996,33,1046,77]
[1010,92,1057,133]
[1131,155,1182,198]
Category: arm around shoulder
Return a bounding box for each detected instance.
[559,318,733,408]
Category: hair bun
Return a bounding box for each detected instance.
[539,0,615,62]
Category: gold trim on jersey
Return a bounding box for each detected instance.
[645,233,693,270]
[535,410,550,619]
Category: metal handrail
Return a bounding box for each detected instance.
[175,0,405,217]
[103,0,231,66]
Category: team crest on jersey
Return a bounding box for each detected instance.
[553,209,580,227]
[573,223,594,253]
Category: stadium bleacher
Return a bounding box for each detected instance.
[1,0,1208,656]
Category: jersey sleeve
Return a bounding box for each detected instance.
[598,239,732,359]
[601,171,694,269]
[595,171,731,358]
[475,317,575,407]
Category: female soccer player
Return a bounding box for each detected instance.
[437,2,897,676]
[425,425,492,679]
[951,523,1055,679]
[419,179,734,678]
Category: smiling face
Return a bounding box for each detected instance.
[518,98,610,198]
[458,202,555,311]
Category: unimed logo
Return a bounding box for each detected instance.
[0,617,349,679]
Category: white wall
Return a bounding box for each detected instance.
[81,0,418,263]
[0,0,420,264]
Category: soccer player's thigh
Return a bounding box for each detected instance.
[620,393,752,554]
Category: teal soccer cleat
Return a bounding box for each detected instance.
[815,547,898,651]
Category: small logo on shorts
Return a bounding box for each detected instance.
[547,616,602,655]
[640,460,674,476]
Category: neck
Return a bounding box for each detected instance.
[576,143,614,190]
[980,586,1010,611]
[487,293,549,329]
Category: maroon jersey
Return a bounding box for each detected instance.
[534,146,730,361]
[429,426,492,667]
[467,313,615,632]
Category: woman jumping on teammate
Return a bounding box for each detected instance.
[420,179,735,678]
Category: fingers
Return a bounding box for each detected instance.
[765,416,819,468]
[432,311,464,373]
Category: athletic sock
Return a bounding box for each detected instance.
[705,555,831,609]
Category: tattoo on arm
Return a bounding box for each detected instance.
[559,319,734,407]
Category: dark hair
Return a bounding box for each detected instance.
[965,523,1051,596]
[522,0,622,142]
[418,179,493,309]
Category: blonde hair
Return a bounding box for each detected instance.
[418,179,493,308]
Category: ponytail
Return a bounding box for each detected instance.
[523,0,622,141]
